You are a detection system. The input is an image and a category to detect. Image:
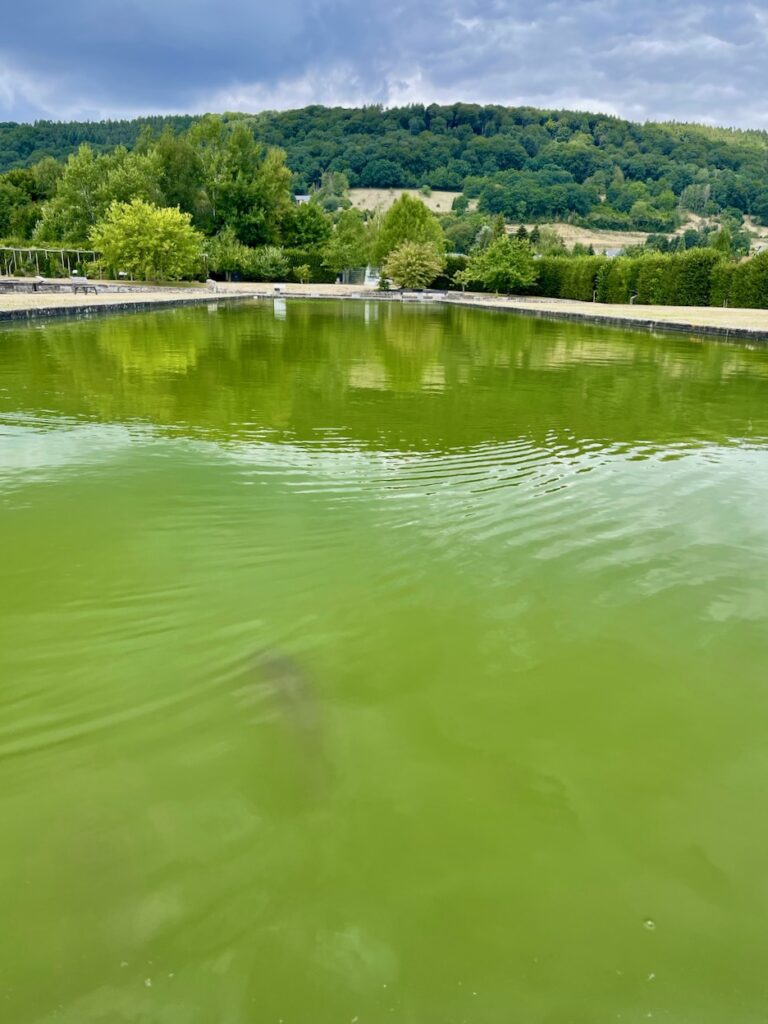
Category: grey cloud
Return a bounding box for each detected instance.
[0,0,766,127]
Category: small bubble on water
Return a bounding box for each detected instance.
[120,962,128,968]
[648,973,656,981]
[643,919,656,931]
[144,979,152,988]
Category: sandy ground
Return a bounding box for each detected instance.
[507,223,650,250]
[509,215,768,254]
[0,284,246,318]
[2,280,767,341]
[348,188,468,214]
[442,291,768,336]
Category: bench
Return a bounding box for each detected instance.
[0,276,98,295]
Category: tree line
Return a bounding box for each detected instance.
[3,103,768,233]
[1,108,767,307]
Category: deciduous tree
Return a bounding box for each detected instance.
[455,236,538,293]
[90,199,204,280]
[323,209,370,273]
[371,194,445,265]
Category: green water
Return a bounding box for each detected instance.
[1,300,768,1024]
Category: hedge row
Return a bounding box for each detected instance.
[710,253,768,308]
[523,250,768,309]
[284,248,337,285]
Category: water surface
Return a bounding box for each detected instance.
[2,300,768,1023]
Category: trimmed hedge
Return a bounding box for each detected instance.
[529,249,731,307]
[723,251,768,309]
[284,248,337,284]
[442,245,768,309]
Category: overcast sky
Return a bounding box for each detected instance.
[0,0,765,128]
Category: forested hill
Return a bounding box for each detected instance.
[251,104,768,187]
[0,115,197,170]
[2,104,768,228]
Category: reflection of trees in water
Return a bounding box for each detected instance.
[1,301,768,451]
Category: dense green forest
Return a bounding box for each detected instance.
[0,116,196,170]
[2,104,768,232]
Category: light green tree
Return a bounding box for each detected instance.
[533,226,566,255]
[35,144,164,244]
[323,209,371,274]
[249,245,290,281]
[30,156,63,200]
[709,226,733,255]
[90,199,204,280]
[97,146,164,209]
[382,240,445,289]
[34,145,103,243]
[205,226,254,280]
[455,236,538,293]
[371,194,445,265]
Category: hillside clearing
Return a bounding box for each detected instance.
[348,188,470,214]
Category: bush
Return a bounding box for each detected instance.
[285,247,337,284]
[382,240,445,289]
[249,246,290,281]
[431,253,468,290]
[456,236,538,293]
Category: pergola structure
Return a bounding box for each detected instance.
[0,246,100,277]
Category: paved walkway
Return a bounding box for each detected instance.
[2,280,767,342]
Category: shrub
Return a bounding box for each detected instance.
[382,240,445,289]
[285,247,337,284]
[249,245,290,281]
[431,253,469,290]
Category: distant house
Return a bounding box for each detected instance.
[602,247,623,258]
[294,194,311,206]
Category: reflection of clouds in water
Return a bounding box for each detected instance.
[706,589,768,623]
[316,925,398,990]
[0,418,137,481]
